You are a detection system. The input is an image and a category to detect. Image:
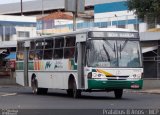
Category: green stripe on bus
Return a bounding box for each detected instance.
[88,79,143,89]
[70,59,77,70]
[28,62,34,70]
[16,62,24,70]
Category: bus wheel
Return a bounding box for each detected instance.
[31,78,39,94]
[31,78,48,95]
[67,89,73,97]
[114,89,123,99]
[72,80,81,98]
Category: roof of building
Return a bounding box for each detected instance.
[38,11,73,20]
[147,28,160,32]
[0,0,123,15]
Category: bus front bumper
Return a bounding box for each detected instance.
[88,79,143,89]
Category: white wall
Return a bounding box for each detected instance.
[0,15,36,23]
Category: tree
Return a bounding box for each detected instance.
[127,0,160,23]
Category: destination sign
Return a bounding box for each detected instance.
[88,31,139,38]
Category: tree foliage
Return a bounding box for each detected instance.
[127,0,160,21]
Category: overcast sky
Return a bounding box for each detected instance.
[0,0,35,4]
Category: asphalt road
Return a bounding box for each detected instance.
[0,86,160,115]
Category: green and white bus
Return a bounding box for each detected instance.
[16,28,143,99]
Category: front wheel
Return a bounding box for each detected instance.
[72,81,81,98]
[114,89,123,99]
[67,89,73,97]
[31,78,39,94]
[31,78,48,95]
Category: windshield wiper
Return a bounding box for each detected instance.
[103,45,110,61]
[120,40,128,52]
[104,40,114,51]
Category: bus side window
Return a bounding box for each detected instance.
[55,37,64,48]
[75,47,78,63]
[29,51,35,60]
[64,47,75,58]
[17,42,25,61]
[54,37,64,59]
[29,41,35,60]
[17,52,24,61]
[44,38,54,60]
[54,49,63,59]
[64,36,75,59]
[35,50,43,60]
[35,39,44,60]
[65,36,75,47]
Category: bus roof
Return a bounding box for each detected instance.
[18,28,138,42]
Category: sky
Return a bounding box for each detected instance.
[0,0,35,4]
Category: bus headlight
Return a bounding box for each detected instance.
[132,74,141,79]
[92,72,106,78]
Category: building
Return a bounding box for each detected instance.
[0,0,160,81]
[0,15,36,76]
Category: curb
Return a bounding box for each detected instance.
[125,89,160,95]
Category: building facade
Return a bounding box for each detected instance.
[0,15,36,76]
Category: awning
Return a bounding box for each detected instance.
[5,52,16,60]
[142,46,158,53]
[0,49,7,53]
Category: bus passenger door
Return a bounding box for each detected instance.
[24,41,30,86]
[76,34,87,89]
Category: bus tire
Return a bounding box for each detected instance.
[72,80,81,98]
[31,76,48,95]
[67,89,73,97]
[114,89,123,99]
[38,88,48,95]
[31,78,39,94]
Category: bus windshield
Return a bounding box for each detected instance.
[87,39,142,68]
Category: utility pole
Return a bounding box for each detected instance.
[42,0,44,35]
[21,0,23,15]
[65,0,85,31]
[73,0,78,31]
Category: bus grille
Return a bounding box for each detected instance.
[107,76,129,80]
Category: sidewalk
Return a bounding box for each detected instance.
[140,89,160,94]
[126,89,160,95]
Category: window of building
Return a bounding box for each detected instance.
[17,31,30,37]
[118,25,126,28]
[134,24,139,31]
